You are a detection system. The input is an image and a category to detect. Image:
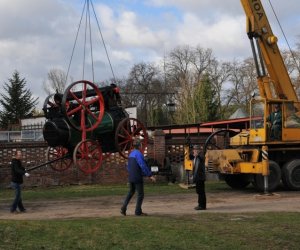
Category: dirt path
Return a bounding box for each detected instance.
[1,190,299,220]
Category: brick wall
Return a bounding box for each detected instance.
[0,142,129,188]
[147,130,166,165]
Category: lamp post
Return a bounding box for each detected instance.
[166,101,176,125]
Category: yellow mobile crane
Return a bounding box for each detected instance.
[205,0,300,192]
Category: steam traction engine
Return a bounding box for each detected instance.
[42,80,147,174]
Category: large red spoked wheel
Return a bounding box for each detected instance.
[46,146,72,172]
[62,80,104,131]
[73,139,103,174]
[115,118,148,158]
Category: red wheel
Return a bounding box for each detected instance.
[73,139,103,174]
[46,146,72,172]
[115,118,148,158]
[62,80,104,131]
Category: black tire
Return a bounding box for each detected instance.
[251,179,258,190]
[281,162,289,190]
[224,174,251,189]
[253,160,281,192]
[282,159,300,190]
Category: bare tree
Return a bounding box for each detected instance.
[192,46,214,83]
[226,58,258,116]
[121,44,300,124]
[282,48,300,97]
[43,69,68,95]
[125,62,166,126]
[165,45,216,123]
[165,45,196,123]
[208,60,232,119]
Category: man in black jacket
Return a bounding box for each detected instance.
[192,145,206,210]
[10,150,29,213]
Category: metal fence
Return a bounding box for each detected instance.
[0,130,44,142]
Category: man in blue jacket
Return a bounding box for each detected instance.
[121,138,156,216]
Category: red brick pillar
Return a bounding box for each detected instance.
[152,129,165,166]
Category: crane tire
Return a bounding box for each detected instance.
[224,174,251,189]
[282,159,300,191]
[253,160,281,192]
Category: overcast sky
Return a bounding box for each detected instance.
[0,0,299,109]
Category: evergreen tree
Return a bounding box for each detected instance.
[0,71,39,129]
[194,75,219,122]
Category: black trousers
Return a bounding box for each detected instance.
[121,182,144,215]
[196,180,206,209]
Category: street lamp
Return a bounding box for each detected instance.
[166,100,176,125]
[166,101,176,113]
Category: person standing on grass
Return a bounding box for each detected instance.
[121,138,156,216]
[10,150,30,213]
[192,144,206,210]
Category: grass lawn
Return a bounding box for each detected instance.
[0,213,299,250]
[1,182,299,249]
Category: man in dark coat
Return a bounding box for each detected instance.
[121,138,156,216]
[192,145,206,210]
[267,104,282,140]
[10,150,30,213]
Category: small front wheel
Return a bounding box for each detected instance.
[73,139,102,174]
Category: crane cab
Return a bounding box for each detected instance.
[230,98,300,146]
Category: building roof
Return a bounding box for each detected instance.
[147,117,250,135]
[200,117,250,129]
[229,108,247,119]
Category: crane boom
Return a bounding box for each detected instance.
[240,0,298,101]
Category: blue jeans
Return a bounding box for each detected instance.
[11,182,25,212]
[121,182,144,215]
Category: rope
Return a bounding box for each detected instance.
[267,0,300,74]
[83,0,88,79]
[88,1,95,83]
[90,0,117,82]
[65,0,116,84]
[65,0,86,85]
